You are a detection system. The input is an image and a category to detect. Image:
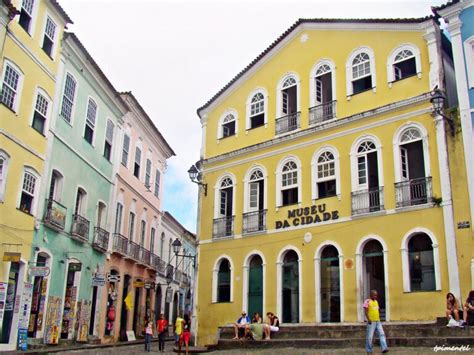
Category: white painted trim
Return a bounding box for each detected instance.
[0,149,10,201]
[464,36,474,89]
[276,72,301,117]
[350,134,384,192]
[355,235,390,322]
[16,0,40,37]
[311,145,341,200]
[246,88,268,130]
[386,43,422,85]
[243,164,268,213]
[275,155,302,207]
[212,255,234,303]
[213,172,237,219]
[1,58,24,113]
[17,166,41,217]
[314,241,344,323]
[309,59,336,108]
[242,251,267,317]
[38,11,60,61]
[471,259,474,290]
[217,109,239,140]
[345,46,376,97]
[400,227,441,292]
[60,71,79,125]
[276,245,302,323]
[30,86,53,136]
[58,258,83,340]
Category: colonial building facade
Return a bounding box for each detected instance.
[194,17,472,345]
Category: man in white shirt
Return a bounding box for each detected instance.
[233,311,250,339]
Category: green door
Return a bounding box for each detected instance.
[248,256,263,317]
[282,251,299,323]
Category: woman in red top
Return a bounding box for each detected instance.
[156,313,168,352]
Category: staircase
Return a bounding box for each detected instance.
[210,318,474,351]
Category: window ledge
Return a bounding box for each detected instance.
[31,127,46,137]
[16,207,34,217]
[388,73,421,88]
[351,210,386,220]
[0,101,17,114]
[211,301,233,304]
[403,289,441,294]
[242,230,267,237]
[394,203,435,213]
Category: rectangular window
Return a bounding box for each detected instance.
[60,74,76,122]
[0,156,6,201]
[19,0,34,34]
[282,187,298,206]
[103,120,114,161]
[42,16,56,57]
[219,190,228,216]
[84,99,97,144]
[352,76,372,95]
[394,58,417,81]
[357,156,367,185]
[249,182,259,210]
[20,171,37,214]
[145,159,151,188]
[140,220,146,247]
[133,147,141,178]
[317,180,336,199]
[128,212,135,240]
[150,228,155,253]
[114,203,123,234]
[1,64,21,111]
[222,121,235,138]
[121,134,130,166]
[74,189,85,215]
[32,93,48,134]
[154,170,160,198]
[400,147,409,180]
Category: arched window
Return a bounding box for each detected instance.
[160,232,165,259]
[214,176,235,238]
[74,188,87,216]
[96,202,107,228]
[1,60,24,112]
[168,238,172,263]
[281,161,298,206]
[31,89,51,135]
[387,45,421,84]
[356,141,377,187]
[19,167,40,215]
[276,74,300,134]
[84,97,98,144]
[244,168,266,233]
[60,72,77,123]
[0,150,10,202]
[346,48,375,96]
[408,233,435,292]
[310,62,336,124]
[221,114,236,138]
[217,259,231,302]
[248,92,265,129]
[48,169,63,202]
[315,151,336,199]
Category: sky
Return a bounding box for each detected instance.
[59,0,447,233]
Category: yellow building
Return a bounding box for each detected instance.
[194,17,473,346]
[0,0,71,350]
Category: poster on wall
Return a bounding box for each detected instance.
[43,296,62,345]
[76,300,91,342]
[18,282,33,329]
[0,282,7,336]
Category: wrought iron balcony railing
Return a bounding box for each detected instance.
[157,258,167,276]
[166,264,174,281]
[213,216,234,239]
[139,247,151,266]
[92,227,109,252]
[275,112,300,135]
[150,253,160,270]
[128,241,140,260]
[70,214,90,242]
[243,210,267,234]
[351,187,384,215]
[112,233,128,255]
[395,177,433,208]
[309,100,336,125]
[44,199,67,230]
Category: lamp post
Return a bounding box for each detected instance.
[187,164,207,196]
[430,88,455,135]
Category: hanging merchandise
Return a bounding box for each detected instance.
[76,300,91,342]
[43,296,62,345]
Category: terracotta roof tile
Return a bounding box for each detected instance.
[51,0,73,24]
[432,0,460,12]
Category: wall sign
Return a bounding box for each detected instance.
[276,203,339,229]
[107,273,121,283]
[92,273,106,287]
[69,263,82,272]
[3,252,21,262]
[126,330,136,341]
[28,266,50,278]
[457,221,471,229]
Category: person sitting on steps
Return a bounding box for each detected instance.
[232,311,250,340]
[263,312,280,340]
[461,290,474,326]
[446,292,463,327]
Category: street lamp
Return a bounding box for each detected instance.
[172,238,182,255]
[430,88,455,135]
[187,164,207,196]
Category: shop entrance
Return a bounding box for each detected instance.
[28,254,49,338]
[363,240,386,320]
[132,281,141,336]
[154,285,162,321]
[172,292,178,322]
[61,262,81,339]
[1,262,20,344]
[248,255,263,318]
[282,250,299,323]
[119,275,130,341]
[89,286,98,335]
[320,245,341,322]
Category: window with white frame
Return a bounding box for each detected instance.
[48,169,63,202]
[248,169,264,211]
[121,133,130,166]
[1,62,22,112]
[114,202,123,233]
[103,119,114,161]
[128,211,135,240]
[392,49,417,81]
[314,64,333,105]
[160,232,165,259]
[221,114,236,138]
[150,227,156,254]
[281,161,298,206]
[249,93,265,129]
[219,177,234,217]
[19,168,38,214]
[281,77,298,115]
[408,233,435,292]
[133,147,141,178]
[316,151,336,198]
[140,220,146,247]
[154,170,160,198]
[32,92,49,135]
[84,98,97,144]
[60,73,76,123]
[42,16,57,57]
[0,150,10,202]
[74,188,87,216]
[97,202,106,228]
[217,258,231,302]
[145,159,152,188]
[19,0,35,34]
[356,141,377,187]
[351,52,372,95]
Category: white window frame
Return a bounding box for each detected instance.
[74,186,88,216]
[217,109,238,140]
[350,135,384,192]
[276,72,300,117]
[400,227,441,292]
[30,87,52,135]
[346,46,376,98]
[387,44,422,86]
[145,158,152,188]
[243,165,267,213]
[18,0,39,36]
[40,13,58,59]
[96,201,107,228]
[213,173,236,219]
[121,129,131,167]
[128,211,136,241]
[276,156,302,207]
[134,143,142,179]
[212,255,234,303]
[18,166,40,216]
[84,96,98,145]
[464,36,474,89]
[246,88,268,130]
[1,60,24,113]
[114,201,124,234]
[311,146,341,200]
[309,60,336,107]
[0,149,11,202]
[154,169,161,198]
[60,72,78,124]
[49,169,64,202]
[103,118,114,161]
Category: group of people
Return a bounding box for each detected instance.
[446,290,474,327]
[233,310,280,341]
[143,312,192,354]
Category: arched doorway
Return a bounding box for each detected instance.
[320,245,340,322]
[248,255,263,318]
[28,252,50,338]
[154,285,162,321]
[362,240,386,320]
[282,250,299,323]
[132,279,141,336]
[119,275,130,341]
[172,292,178,323]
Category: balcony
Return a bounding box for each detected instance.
[175,269,183,284]
[150,253,160,271]
[156,258,167,276]
[395,177,433,208]
[275,112,300,135]
[243,210,267,234]
[166,264,174,281]
[128,241,140,260]
[43,199,67,231]
[309,101,336,125]
[351,187,384,215]
[92,227,109,252]
[112,233,128,255]
[70,214,90,243]
[139,247,151,266]
[213,216,234,239]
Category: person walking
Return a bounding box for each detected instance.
[178,313,191,355]
[363,290,389,354]
[175,313,184,346]
[157,313,168,352]
[144,317,153,352]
